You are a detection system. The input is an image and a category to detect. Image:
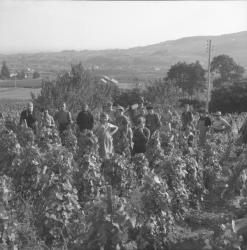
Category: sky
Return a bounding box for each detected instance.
[0,0,246,53]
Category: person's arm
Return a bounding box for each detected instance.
[50,116,55,127]
[67,112,72,125]
[89,113,94,130]
[221,117,231,129]
[122,117,128,136]
[143,128,150,142]
[19,110,25,125]
[76,113,80,127]
[108,123,118,136]
[156,114,162,129]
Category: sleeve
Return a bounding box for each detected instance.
[221,117,231,128]
[90,113,94,130]
[67,112,72,124]
[156,114,162,129]
[19,110,25,125]
[54,112,58,122]
[205,117,212,127]
[76,113,81,126]
[50,116,55,127]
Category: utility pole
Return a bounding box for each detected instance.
[206,40,212,112]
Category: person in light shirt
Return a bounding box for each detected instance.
[41,108,55,129]
[212,111,231,133]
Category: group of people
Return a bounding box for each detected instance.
[180,104,232,148]
[13,99,243,160]
[17,100,162,159]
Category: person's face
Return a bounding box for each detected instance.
[147,109,153,114]
[82,104,88,112]
[116,109,122,116]
[28,103,33,112]
[44,110,48,115]
[60,103,66,111]
[101,116,108,124]
[185,105,189,112]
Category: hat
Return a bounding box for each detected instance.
[116,105,124,111]
[215,111,222,116]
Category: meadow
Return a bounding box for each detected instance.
[0,78,42,88]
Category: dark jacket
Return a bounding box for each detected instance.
[76,110,94,132]
[132,127,150,154]
[20,109,37,132]
[145,113,161,134]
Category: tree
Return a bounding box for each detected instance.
[33,71,40,79]
[166,61,205,97]
[33,62,119,112]
[209,79,247,113]
[211,54,245,87]
[0,61,10,79]
[16,70,26,80]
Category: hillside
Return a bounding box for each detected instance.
[0,31,246,82]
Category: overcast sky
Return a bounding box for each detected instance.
[0,0,246,53]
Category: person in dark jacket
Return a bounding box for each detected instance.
[132,117,150,155]
[145,105,162,135]
[19,102,38,134]
[197,109,211,146]
[54,103,72,134]
[76,103,94,132]
[181,104,193,131]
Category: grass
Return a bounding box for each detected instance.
[0,79,42,88]
[0,87,41,100]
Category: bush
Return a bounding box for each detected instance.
[209,79,247,113]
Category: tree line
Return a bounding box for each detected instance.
[0,61,40,80]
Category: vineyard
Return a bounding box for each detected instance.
[1,99,247,250]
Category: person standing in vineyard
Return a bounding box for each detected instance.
[54,103,72,134]
[212,111,231,133]
[133,97,146,125]
[197,109,211,146]
[132,117,150,155]
[19,102,38,134]
[181,104,193,131]
[103,101,115,123]
[113,105,131,154]
[41,108,55,129]
[95,112,118,159]
[76,103,94,132]
[145,105,162,135]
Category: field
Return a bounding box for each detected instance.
[0,87,41,100]
[0,78,42,88]
[1,99,247,249]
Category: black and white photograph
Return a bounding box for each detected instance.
[0,0,247,249]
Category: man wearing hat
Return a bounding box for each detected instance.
[212,111,231,133]
[145,105,161,135]
[113,105,133,154]
[76,103,94,132]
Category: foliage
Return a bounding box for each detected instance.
[144,78,179,108]
[33,71,40,79]
[166,61,206,97]
[33,62,119,112]
[210,79,247,113]
[211,54,245,88]
[0,61,10,80]
[113,88,143,108]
